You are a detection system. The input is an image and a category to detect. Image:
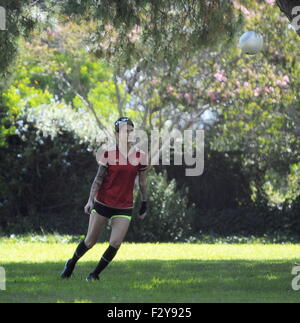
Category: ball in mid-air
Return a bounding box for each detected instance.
[239,31,264,55]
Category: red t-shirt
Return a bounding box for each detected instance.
[95,146,148,209]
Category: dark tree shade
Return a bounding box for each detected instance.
[58,0,244,68]
[0,0,243,75]
[0,0,36,79]
[0,0,299,78]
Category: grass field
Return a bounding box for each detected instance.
[1,239,300,303]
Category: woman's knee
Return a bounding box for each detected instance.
[109,239,122,249]
[84,237,97,249]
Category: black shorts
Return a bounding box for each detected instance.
[92,201,133,220]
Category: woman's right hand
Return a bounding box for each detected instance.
[84,200,94,215]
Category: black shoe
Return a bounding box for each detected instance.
[86,272,99,282]
[61,259,76,279]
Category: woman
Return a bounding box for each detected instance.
[61,117,148,281]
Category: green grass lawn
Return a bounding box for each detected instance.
[1,240,300,303]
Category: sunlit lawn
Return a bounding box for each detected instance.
[1,240,300,303]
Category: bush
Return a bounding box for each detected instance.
[1,108,300,241]
[0,113,196,241]
[191,202,300,238]
[0,113,96,235]
[127,169,196,242]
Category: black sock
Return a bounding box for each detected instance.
[92,245,118,276]
[71,240,89,264]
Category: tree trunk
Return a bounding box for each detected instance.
[276,0,300,35]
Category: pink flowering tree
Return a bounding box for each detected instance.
[122,0,300,204]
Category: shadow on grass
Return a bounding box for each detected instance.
[0,259,299,303]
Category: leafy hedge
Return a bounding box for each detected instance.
[0,114,95,235]
[0,113,196,241]
[127,170,196,242]
[192,200,300,238]
[1,113,300,242]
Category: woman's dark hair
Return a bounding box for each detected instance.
[114,117,134,133]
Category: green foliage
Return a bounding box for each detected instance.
[128,169,196,242]
[0,110,196,241]
[0,113,96,234]
[194,203,300,238]
[185,234,300,244]
[207,2,300,204]
[1,0,300,240]
[165,150,253,210]
[137,1,300,206]
[0,0,36,77]
[1,233,84,244]
[0,0,245,75]
[1,20,137,142]
[4,232,300,245]
[60,0,243,68]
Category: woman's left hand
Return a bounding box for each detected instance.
[138,201,147,220]
[138,212,147,220]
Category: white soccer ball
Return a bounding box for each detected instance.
[239,31,264,55]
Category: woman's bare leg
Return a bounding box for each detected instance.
[87,217,131,280]
[84,211,108,248]
[109,217,131,249]
[61,212,108,279]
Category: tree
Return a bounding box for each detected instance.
[0,0,299,79]
[0,0,38,78]
[0,0,244,76]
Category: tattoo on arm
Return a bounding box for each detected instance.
[139,171,147,201]
[89,165,107,202]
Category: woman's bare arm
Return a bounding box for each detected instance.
[85,165,107,214]
[88,165,108,203]
[138,170,148,219]
[138,170,147,202]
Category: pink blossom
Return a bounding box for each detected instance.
[276,80,288,87]
[254,87,262,97]
[214,70,228,83]
[263,87,270,93]
[243,82,250,87]
[126,25,142,43]
[265,0,275,5]
[283,75,290,83]
[231,0,254,16]
[167,86,175,94]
